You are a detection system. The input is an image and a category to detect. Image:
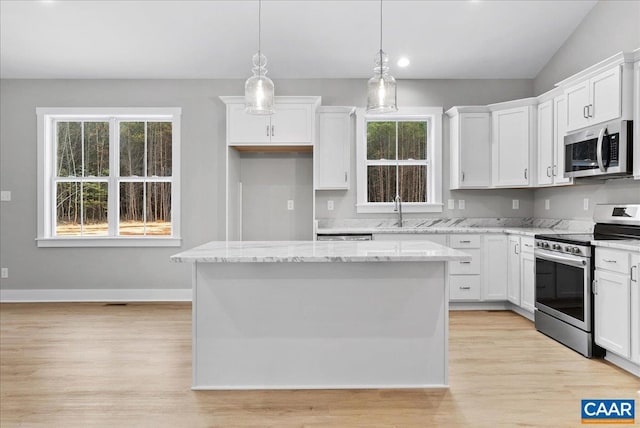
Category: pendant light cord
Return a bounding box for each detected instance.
[258,0,262,78]
[379,0,383,77]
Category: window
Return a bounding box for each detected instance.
[356,107,443,213]
[37,108,181,247]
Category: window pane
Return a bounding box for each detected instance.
[398,122,426,160]
[146,182,171,235]
[82,182,108,235]
[367,122,396,160]
[83,122,109,176]
[367,165,396,203]
[56,182,81,235]
[119,182,144,235]
[120,122,145,177]
[399,165,427,203]
[56,122,82,177]
[147,122,172,177]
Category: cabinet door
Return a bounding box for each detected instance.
[507,236,521,305]
[227,104,270,144]
[459,113,491,187]
[483,234,508,301]
[553,95,572,185]
[590,65,621,125]
[521,251,536,313]
[492,107,530,187]
[630,253,639,364]
[271,104,313,144]
[537,100,554,186]
[595,269,631,358]
[315,110,351,189]
[566,80,590,132]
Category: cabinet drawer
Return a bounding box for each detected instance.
[449,234,481,248]
[450,275,481,301]
[520,237,535,254]
[449,249,481,274]
[595,248,630,274]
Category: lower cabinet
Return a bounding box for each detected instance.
[506,235,535,315]
[595,268,631,358]
[483,234,508,301]
[450,275,481,301]
[507,236,521,305]
[631,253,640,365]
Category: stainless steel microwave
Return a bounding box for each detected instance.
[564,120,633,178]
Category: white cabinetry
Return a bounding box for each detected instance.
[633,49,640,180]
[449,234,482,301]
[446,107,491,189]
[520,238,536,314]
[558,52,634,133]
[483,234,508,301]
[553,95,572,185]
[537,93,572,187]
[221,96,321,146]
[593,246,640,376]
[536,99,554,186]
[315,106,355,190]
[490,99,536,187]
[507,236,521,305]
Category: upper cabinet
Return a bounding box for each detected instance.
[446,107,492,189]
[537,91,572,187]
[315,106,355,190]
[490,99,537,187]
[220,96,321,147]
[557,52,634,133]
[633,48,640,180]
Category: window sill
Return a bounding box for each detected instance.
[355,203,444,214]
[36,237,182,248]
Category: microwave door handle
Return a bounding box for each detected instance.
[596,127,606,172]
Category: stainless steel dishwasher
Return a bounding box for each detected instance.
[316,234,373,241]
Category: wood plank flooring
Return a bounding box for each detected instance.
[1,303,638,427]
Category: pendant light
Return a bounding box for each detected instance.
[245,0,275,115]
[366,0,397,113]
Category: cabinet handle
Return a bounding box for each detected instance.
[632,265,638,282]
[459,240,471,243]
[583,105,589,119]
[344,172,347,182]
[515,244,519,255]
[460,261,471,264]
[593,279,598,295]
[524,168,528,179]
[462,171,465,182]
[266,125,270,137]
[588,104,593,118]
[271,125,275,136]
[602,259,617,263]
[459,286,471,290]
[547,166,552,177]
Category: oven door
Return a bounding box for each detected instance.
[534,249,591,331]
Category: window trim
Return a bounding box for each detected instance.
[36,107,182,248]
[355,107,443,214]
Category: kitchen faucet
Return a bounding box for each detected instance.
[394,194,403,227]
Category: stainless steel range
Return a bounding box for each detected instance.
[534,204,640,358]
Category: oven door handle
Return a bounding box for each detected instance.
[535,250,587,268]
[596,127,606,172]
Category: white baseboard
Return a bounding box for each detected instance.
[449,301,510,311]
[0,288,192,303]
[605,353,640,377]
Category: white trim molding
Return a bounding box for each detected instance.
[0,288,192,302]
[355,107,443,214]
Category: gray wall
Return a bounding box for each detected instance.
[0,78,533,291]
[534,0,640,95]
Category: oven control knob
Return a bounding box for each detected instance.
[543,243,550,249]
[572,247,581,254]
[553,244,561,250]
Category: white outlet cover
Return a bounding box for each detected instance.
[0,191,11,202]
[512,199,519,210]
[287,200,294,210]
[327,200,334,211]
[458,200,465,210]
[583,198,589,211]
[545,199,550,210]
[1,268,7,279]
[448,199,455,210]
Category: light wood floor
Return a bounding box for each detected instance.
[1,304,638,427]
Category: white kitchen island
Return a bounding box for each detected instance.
[171,240,470,390]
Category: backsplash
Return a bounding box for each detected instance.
[317,217,594,232]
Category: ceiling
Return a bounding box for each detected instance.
[0,0,598,79]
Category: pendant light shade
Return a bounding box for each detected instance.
[366,0,397,113]
[245,0,274,115]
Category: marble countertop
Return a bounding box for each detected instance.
[591,240,640,252]
[171,240,472,263]
[316,226,568,237]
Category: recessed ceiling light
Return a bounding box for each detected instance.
[397,57,410,68]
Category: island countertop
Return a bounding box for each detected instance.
[171,240,471,263]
